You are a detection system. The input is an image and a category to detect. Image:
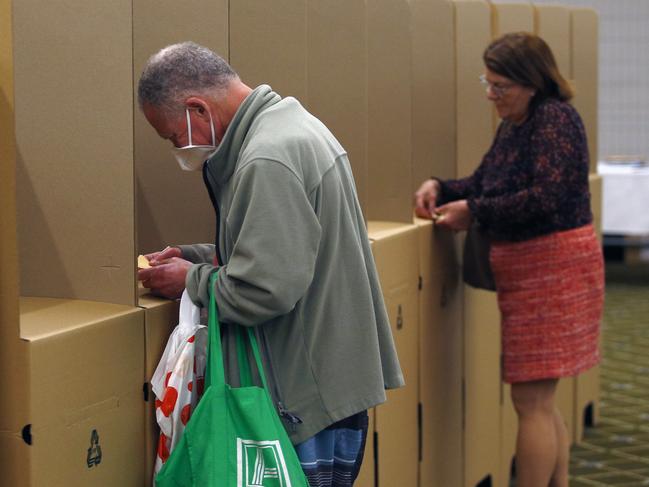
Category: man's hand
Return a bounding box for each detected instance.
[414,179,441,219]
[138,247,191,299]
[144,246,182,265]
[434,199,472,231]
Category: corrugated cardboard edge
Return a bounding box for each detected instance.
[1,0,32,483]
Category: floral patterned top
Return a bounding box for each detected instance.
[438,97,592,242]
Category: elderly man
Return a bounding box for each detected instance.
[137,42,403,486]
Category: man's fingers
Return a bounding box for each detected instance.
[137,268,154,281]
[153,246,181,263]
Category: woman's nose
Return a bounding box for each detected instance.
[486,87,499,101]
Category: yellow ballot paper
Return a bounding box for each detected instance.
[137,254,151,269]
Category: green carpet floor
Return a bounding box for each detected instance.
[569,263,649,486]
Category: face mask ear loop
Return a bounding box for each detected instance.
[185,108,193,146]
[208,111,216,147]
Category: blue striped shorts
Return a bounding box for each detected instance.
[294,411,369,487]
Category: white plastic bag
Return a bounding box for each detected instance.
[151,290,207,482]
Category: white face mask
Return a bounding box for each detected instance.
[171,108,218,171]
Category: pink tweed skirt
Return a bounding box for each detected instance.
[490,224,604,384]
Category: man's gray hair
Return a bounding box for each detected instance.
[138,41,238,113]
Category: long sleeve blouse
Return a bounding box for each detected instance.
[437,97,593,242]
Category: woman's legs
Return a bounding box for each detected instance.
[511,378,567,487]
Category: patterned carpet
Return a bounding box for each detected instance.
[569,262,649,486]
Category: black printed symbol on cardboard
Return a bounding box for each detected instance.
[396,305,404,330]
[87,429,102,468]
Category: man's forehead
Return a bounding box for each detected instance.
[143,104,176,137]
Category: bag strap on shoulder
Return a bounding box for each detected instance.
[208,271,270,392]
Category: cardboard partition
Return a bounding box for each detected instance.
[415,219,463,487]
[0,1,30,483]
[133,0,227,255]
[411,0,458,186]
[367,222,420,487]
[366,0,414,222]
[13,0,136,305]
[305,0,368,216]
[574,174,602,442]
[230,0,415,222]
[13,0,231,303]
[229,0,307,102]
[555,377,576,444]
[571,8,599,173]
[138,293,181,485]
[574,366,600,444]
[454,0,494,178]
[491,1,535,37]
[533,4,571,77]
[589,173,603,242]
[353,408,376,487]
[463,285,501,487]
[9,298,146,487]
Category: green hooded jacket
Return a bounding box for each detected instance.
[180,85,404,444]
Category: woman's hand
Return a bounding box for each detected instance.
[434,200,472,231]
[414,179,441,219]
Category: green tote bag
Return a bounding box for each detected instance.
[155,272,309,487]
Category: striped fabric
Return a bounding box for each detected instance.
[490,224,604,384]
[294,415,368,487]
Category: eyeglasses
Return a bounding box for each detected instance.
[479,74,514,98]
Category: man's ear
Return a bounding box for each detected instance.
[184,97,211,121]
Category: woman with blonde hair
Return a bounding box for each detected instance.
[415,32,603,487]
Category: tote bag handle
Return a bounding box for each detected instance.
[205,271,270,393]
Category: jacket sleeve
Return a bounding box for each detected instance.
[468,103,586,228]
[185,159,322,326]
[178,244,216,264]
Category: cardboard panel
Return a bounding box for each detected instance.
[571,8,599,173]
[574,366,600,443]
[13,0,135,305]
[0,2,31,484]
[589,173,603,242]
[229,0,307,101]
[463,286,501,487]
[415,219,463,487]
[410,0,458,185]
[133,0,227,254]
[366,0,414,222]
[19,298,145,486]
[306,0,368,215]
[533,4,571,77]
[491,2,534,37]
[455,0,494,178]
[353,408,375,487]
[555,377,575,444]
[138,294,181,484]
[576,173,602,441]
[368,222,420,487]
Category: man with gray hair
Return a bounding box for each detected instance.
[137,41,403,486]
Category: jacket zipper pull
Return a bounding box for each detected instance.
[277,402,303,431]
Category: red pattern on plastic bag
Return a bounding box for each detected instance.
[151,290,207,483]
